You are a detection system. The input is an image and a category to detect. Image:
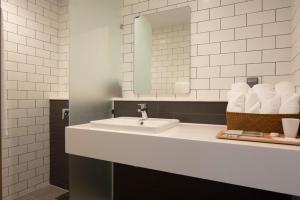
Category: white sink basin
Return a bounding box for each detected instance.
[90,117,179,133]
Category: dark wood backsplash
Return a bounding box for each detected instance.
[50,100,69,189]
[114,101,228,125]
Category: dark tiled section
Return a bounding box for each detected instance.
[50,100,69,190]
[114,101,228,125]
[114,163,291,200]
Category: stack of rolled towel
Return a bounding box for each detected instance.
[227,81,300,114]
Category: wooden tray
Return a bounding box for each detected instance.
[217,130,300,146]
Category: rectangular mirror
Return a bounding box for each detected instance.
[133,7,191,96]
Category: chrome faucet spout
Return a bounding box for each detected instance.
[137,103,148,120]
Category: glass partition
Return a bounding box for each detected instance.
[69,0,121,125]
[69,0,121,199]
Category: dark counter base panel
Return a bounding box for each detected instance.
[114,163,291,200]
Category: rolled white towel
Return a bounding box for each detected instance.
[231,82,250,94]
[227,93,245,113]
[228,90,243,100]
[245,91,259,112]
[260,95,281,114]
[257,91,276,104]
[281,93,299,104]
[275,81,295,96]
[279,105,300,114]
[253,84,274,91]
[252,84,276,103]
[279,93,300,114]
[247,102,261,114]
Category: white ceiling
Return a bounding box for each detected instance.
[144,7,191,29]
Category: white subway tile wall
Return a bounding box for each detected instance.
[121,0,293,101]
[291,0,300,94]
[1,0,69,199]
[151,24,190,95]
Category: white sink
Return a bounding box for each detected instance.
[90,117,179,133]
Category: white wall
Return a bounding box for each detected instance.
[1,0,69,199]
[121,0,293,101]
[291,0,300,94]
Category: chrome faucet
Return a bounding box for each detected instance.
[137,103,148,120]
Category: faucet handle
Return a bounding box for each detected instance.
[137,103,147,111]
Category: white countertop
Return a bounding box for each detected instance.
[66,123,300,196]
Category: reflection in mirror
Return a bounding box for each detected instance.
[134,7,191,96]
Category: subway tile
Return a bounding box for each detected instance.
[28,2,44,15]
[18,7,36,20]
[18,64,36,73]
[210,5,234,19]
[8,13,26,26]
[8,32,26,45]
[3,22,18,33]
[198,0,220,10]
[247,36,275,51]
[191,56,209,67]
[27,56,43,65]
[18,81,36,91]
[19,100,35,109]
[276,7,292,21]
[263,0,291,10]
[27,38,44,49]
[18,117,36,127]
[235,51,262,64]
[18,44,36,56]
[247,10,275,25]
[221,64,246,77]
[210,29,234,42]
[197,43,220,55]
[263,21,291,36]
[18,26,36,38]
[235,25,261,39]
[221,0,248,5]
[7,52,26,63]
[235,0,262,15]
[1,2,18,14]
[197,19,220,33]
[149,0,168,9]
[191,79,210,89]
[210,53,234,66]
[4,41,17,52]
[263,48,291,62]
[276,62,290,75]
[132,2,148,13]
[210,77,234,89]
[167,0,187,5]
[276,35,291,48]
[27,20,44,32]
[221,15,246,29]
[247,63,276,76]
[221,40,246,53]
[197,90,220,101]
[197,67,220,78]
[191,32,209,44]
[191,10,209,22]
[7,90,27,100]
[7,71,27,81]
